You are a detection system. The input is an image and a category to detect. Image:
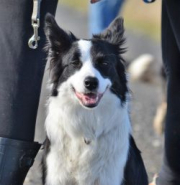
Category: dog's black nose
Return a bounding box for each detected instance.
[84,77,99,91]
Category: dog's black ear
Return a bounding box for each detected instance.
[93,17,125,46]
[44,13,76,53]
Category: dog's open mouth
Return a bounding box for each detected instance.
[74,91,103,108]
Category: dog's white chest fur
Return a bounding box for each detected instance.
[45,89,131,185]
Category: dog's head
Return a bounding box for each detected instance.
[44,14,128,109]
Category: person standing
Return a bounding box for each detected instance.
[149,0,180,184]
[89,0,124,35]
[0,1,57,184]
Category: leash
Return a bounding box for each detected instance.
[28,0,42,49]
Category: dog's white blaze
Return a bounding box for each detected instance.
[45,39,131,185]
[78,39,92,63]
[69,39,111,95]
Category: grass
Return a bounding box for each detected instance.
[122,0,161,40]
[59,0,88,12]
[59,0,161,40]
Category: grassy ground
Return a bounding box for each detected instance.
[59,0,161,40]
[122,0,161,40]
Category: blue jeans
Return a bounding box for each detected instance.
[89,0,124,35]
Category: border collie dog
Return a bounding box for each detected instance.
[43,13,148,185]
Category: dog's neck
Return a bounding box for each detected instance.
[45,99,131,185]
[45,90,131,144]
[45,90,131,185]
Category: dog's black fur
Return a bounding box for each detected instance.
[44,14,128,103]
[42,13,148,185]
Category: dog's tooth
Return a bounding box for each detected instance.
[96,96,99,102]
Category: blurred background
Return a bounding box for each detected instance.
[25,1,165,184]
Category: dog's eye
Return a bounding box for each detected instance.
[98,60,108,66]
[96,57,109,66]
[101,62,108,66]
[71,60,81,67]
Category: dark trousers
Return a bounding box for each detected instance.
[0,0,58,141]
[158,0,180,184]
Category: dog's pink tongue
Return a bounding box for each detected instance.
[82,94,98,105]
[76,92,98,106]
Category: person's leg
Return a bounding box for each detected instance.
[104,0,124,28]
[0,0,58,142]
[0,0,58,184]
[157,1,180,184]
[89,0,124,35]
